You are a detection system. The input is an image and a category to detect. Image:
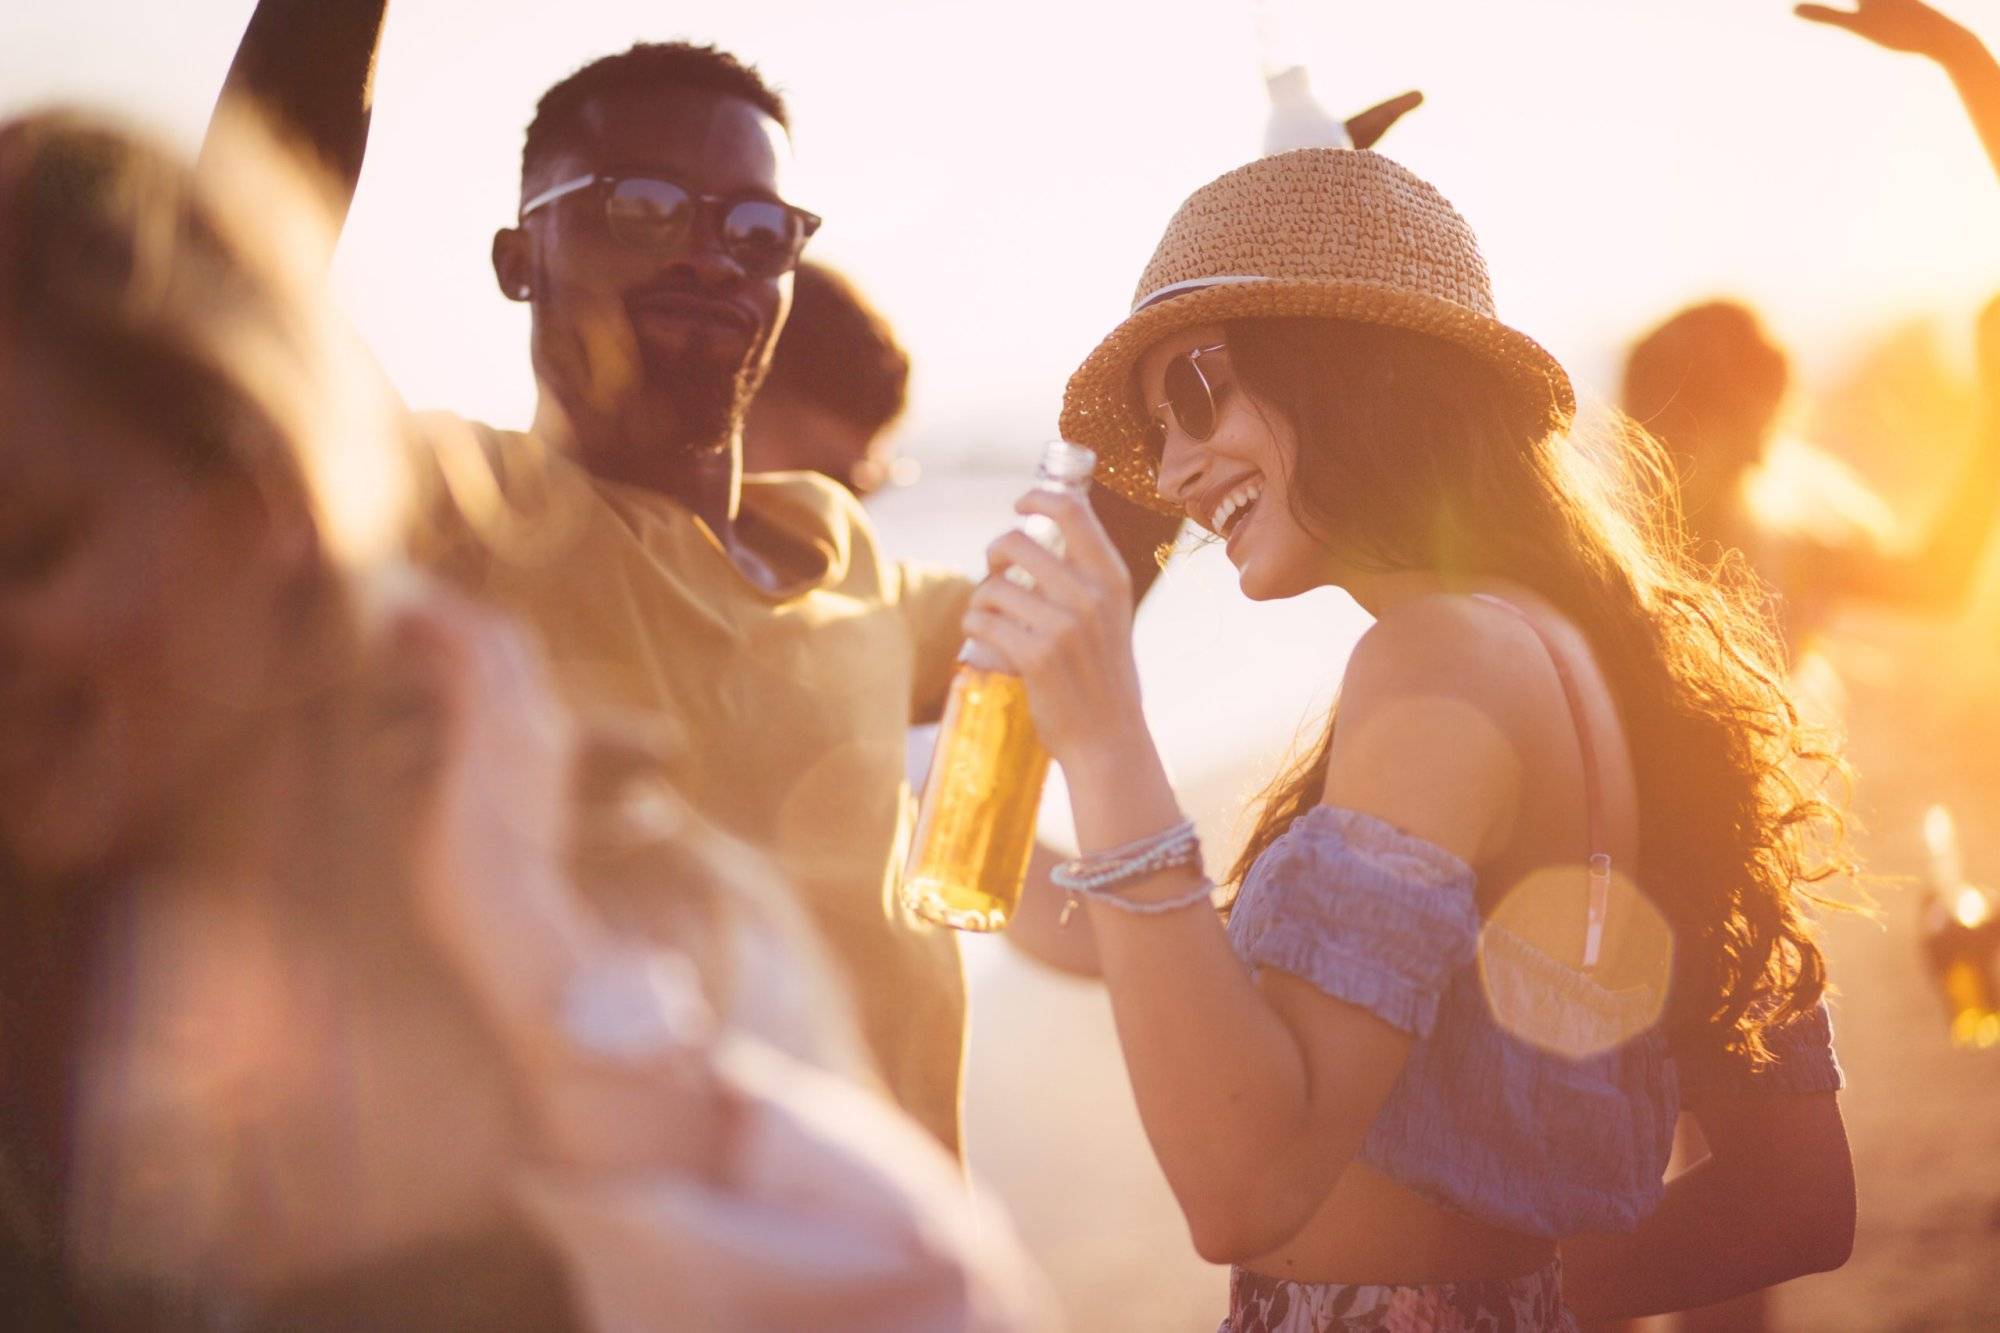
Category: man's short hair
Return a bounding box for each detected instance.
[763,262,911,441]
[523,42,789,181]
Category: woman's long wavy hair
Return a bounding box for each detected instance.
[1217,317,1851,1074]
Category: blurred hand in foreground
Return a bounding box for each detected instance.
[384,589,724,1172]
[388,592,588,1040]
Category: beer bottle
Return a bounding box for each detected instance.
[902,441,1097,931]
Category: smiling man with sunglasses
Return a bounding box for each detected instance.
[487,49,827,582]
[204,4,1020,1155]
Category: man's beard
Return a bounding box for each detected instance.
[638,340,760,455]
[535,294,765,466]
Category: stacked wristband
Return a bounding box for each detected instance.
[1050,819,1216,924]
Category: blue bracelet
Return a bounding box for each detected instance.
[1061,876,1218,925]
[1050,819,1199,892]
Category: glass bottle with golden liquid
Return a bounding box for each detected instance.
[1921,805,2000,1049]
[901,441,1097,931]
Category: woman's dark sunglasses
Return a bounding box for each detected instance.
[1144,342,1229,452]
[519,173,822,278]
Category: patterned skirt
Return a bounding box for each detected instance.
[1218,1257,1577,1333]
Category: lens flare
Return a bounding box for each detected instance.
[1478,864,1673,1060]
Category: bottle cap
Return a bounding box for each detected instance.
[1037,440,1097,485]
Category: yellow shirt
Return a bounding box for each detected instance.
[415,420,973,1153]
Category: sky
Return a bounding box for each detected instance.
[6,0,2000,469]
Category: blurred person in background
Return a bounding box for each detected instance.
[968,143,1855,1329]
[1624,0,2000,656]
[1622,296,2000,653]
[0,108,1050,1331]
[742,260,915,500]
[1624,0,2000,654]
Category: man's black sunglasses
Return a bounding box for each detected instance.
[519,173,822,278]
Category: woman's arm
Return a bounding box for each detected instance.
[1560,1092,1855,1321]
[964,496,1522,1262]
[1058,735,1399,1264]
[204,0,393,233]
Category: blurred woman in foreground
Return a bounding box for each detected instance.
[0,109,1044,1330]
[967,146,1856,1329]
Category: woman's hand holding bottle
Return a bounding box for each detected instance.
[963,487,1152,781]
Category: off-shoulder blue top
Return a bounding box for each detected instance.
[1226,804,1843,1239]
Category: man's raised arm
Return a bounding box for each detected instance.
[203,0,393,232]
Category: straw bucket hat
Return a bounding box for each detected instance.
[1060,148,1575,514]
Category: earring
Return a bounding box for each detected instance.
[515,283,532,299]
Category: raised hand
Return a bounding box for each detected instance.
[1799,0,2000,182]
[1795,0,1976,59]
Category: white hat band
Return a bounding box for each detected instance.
[1130,274,1276,315]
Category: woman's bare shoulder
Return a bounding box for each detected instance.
[1325,594,1547,865]
[1340,592,1555,719]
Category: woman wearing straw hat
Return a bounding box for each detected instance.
[964,147,1856,1329]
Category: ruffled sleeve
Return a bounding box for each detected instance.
[1678,998,1846,1105]
[1226,806,1481,1037]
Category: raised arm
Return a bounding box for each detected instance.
[1797,0,2000,183]
[203,0,393,233]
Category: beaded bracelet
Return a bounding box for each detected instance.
[1051,818,1205,926]
[1061,876,1219,924]
[1049,819,1199,892]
